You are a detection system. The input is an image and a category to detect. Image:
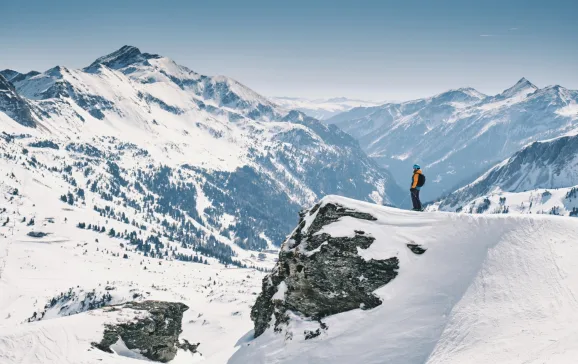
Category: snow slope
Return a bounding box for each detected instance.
[327,79,578,200]
[271,97,381,120]
[232,195,578,364]
[0,154,268,363]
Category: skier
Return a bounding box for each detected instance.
[410,164,425,211]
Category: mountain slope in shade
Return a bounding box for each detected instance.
[326,78,578,200]
[0,46,403,255]
[0,69,21,82]
[433,133,578,213]
[231,195,578,364]
[271,96,382,120]
[0,75,38,128]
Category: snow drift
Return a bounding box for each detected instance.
[233,195,578,364]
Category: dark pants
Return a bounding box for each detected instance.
[410,189,422,210]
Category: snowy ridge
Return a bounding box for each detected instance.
[327,78,578,200]
[497,77,538,99]
[232,195,578,364]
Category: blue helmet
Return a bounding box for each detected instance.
[413,164,421,170]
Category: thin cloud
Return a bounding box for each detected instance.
[479,34,497,37]
[509,27,519,31]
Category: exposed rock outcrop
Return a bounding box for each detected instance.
[407,243,427,255]
[251,201,399,338]
[92,301,199,362]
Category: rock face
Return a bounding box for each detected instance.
[251,201,399,338]
[93,301,198,362]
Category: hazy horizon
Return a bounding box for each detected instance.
[2,0,577,101]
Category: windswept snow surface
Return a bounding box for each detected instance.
[231,195,578,364]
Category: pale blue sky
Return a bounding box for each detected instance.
[1,0,577,100]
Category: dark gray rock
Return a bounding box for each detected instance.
[92,301,199,362]
[407,243,427,255]
[251,202,399,338]
[27,231,49,238]
[304,328,321,340]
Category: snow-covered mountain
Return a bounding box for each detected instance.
[326,78,578,200]
[433,133,578,215]
[232,195,578,363]
[0,45,403,259]
[271,96,381,120]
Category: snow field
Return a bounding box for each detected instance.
[232,196,578,364]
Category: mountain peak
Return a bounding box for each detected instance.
[46,65,68,76]
[499,77,538,99]
[514,77,536,89]
[429,87,487,105]
[86,45,160,71]
[455,87,487,99]
[0,69,21,82]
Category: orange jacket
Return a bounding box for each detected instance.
[411,169,422,189]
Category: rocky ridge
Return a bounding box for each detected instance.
[251,200,400,338]
[92,301,199,362]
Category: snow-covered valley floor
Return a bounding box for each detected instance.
[0,160,268,364]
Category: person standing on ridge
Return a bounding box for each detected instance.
[410,164,425,211]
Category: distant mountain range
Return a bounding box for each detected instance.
[326,78,578,200]
[271,96,382,120]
